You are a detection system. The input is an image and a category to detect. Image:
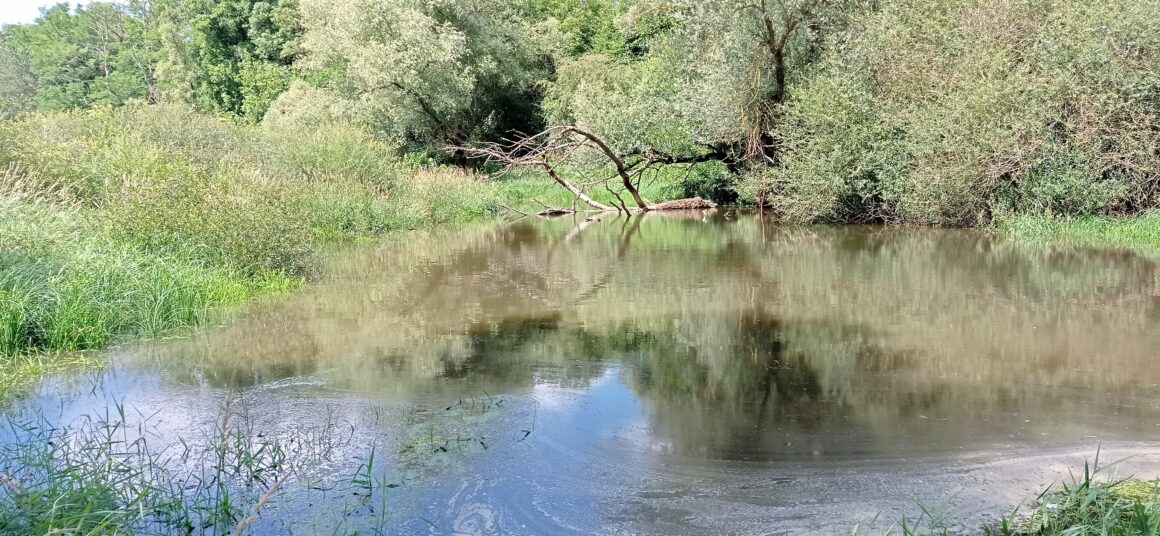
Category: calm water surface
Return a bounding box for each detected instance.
[16,210,1160,534]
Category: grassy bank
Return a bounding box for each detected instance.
[999,212,1160,258]
[0,105,501,362]
[994,479,1160,536]
[857,458,1160,536]
[0,104,701,395]
[0,107,472,387]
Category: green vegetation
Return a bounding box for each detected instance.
[0,2,160,115]
[0,395,340,535]
[1,0,1159,532]
[0,104,516,368]
[3,0,1157,223]
[743,0,1160,225]
[995,476,1160,536]
[978,455,1160,536]
[866,456,1160,535]
[1000,212,1160,258]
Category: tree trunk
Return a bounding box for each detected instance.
[565,127,649,210]
[540,161,613,212]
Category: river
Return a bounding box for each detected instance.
[10,210,1160,534]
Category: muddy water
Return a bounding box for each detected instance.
[17,210,1160,534]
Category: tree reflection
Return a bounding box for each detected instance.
[122,210,1160,459]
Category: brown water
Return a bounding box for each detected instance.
[17,210,1160,534]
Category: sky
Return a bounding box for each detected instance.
[0,1,84,26]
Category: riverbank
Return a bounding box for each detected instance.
[999,212,1160,258]
[1010,477,1160,536]
[0,105,705,398]
[0,104,490,393]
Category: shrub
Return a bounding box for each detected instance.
[105,178,317,277]
[754,0,1160,225]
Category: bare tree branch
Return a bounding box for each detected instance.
[449,126,718,212]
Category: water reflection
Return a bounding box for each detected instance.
[118,211,1160,462]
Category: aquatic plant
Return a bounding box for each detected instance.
[990,451,1160,536]
[0,394,338,535]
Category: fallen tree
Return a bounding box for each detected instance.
[450,126,717,213]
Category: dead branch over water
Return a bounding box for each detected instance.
[450,126,717,214]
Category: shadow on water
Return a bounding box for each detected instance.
[10,209,1160,534]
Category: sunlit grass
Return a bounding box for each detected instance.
[987,453,1160,536]
[852,455,1160,535]
[0,104,511,395]
[999,212,1160,258]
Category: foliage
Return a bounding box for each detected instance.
[3,0,1159,216]
[0,2,162,112]
[159,0,302,121]
[544,0,862,161]
[0,38,36,120]
[529,0,630,57]
[751,0,1160,224]
[259,79,358,128]
[291,0,553,145]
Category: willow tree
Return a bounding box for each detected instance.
[753,0,1160,225]
[293,0,554,146]
[546,0,861,167]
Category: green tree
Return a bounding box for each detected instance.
[529,0,629,57]
[0,37,36,119]
[293,0,555,146]
[159,0,301,121]
[0,2,161,111]
[544,0,860,167]
[754,0,1160,224]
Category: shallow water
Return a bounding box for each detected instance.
[14,210,1160,534]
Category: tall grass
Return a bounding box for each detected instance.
[1000,212,1160,258]
[0,104,517,384]
[852,455,1160,535]
[1,199,254,357]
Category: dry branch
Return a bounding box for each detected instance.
[450,126,719,213]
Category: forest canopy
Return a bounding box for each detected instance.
[1,0,1157,224]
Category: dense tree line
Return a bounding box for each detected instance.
[2,0,1157,223]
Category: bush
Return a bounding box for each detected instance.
[753,0,1160,225]
[105,178,317,277]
